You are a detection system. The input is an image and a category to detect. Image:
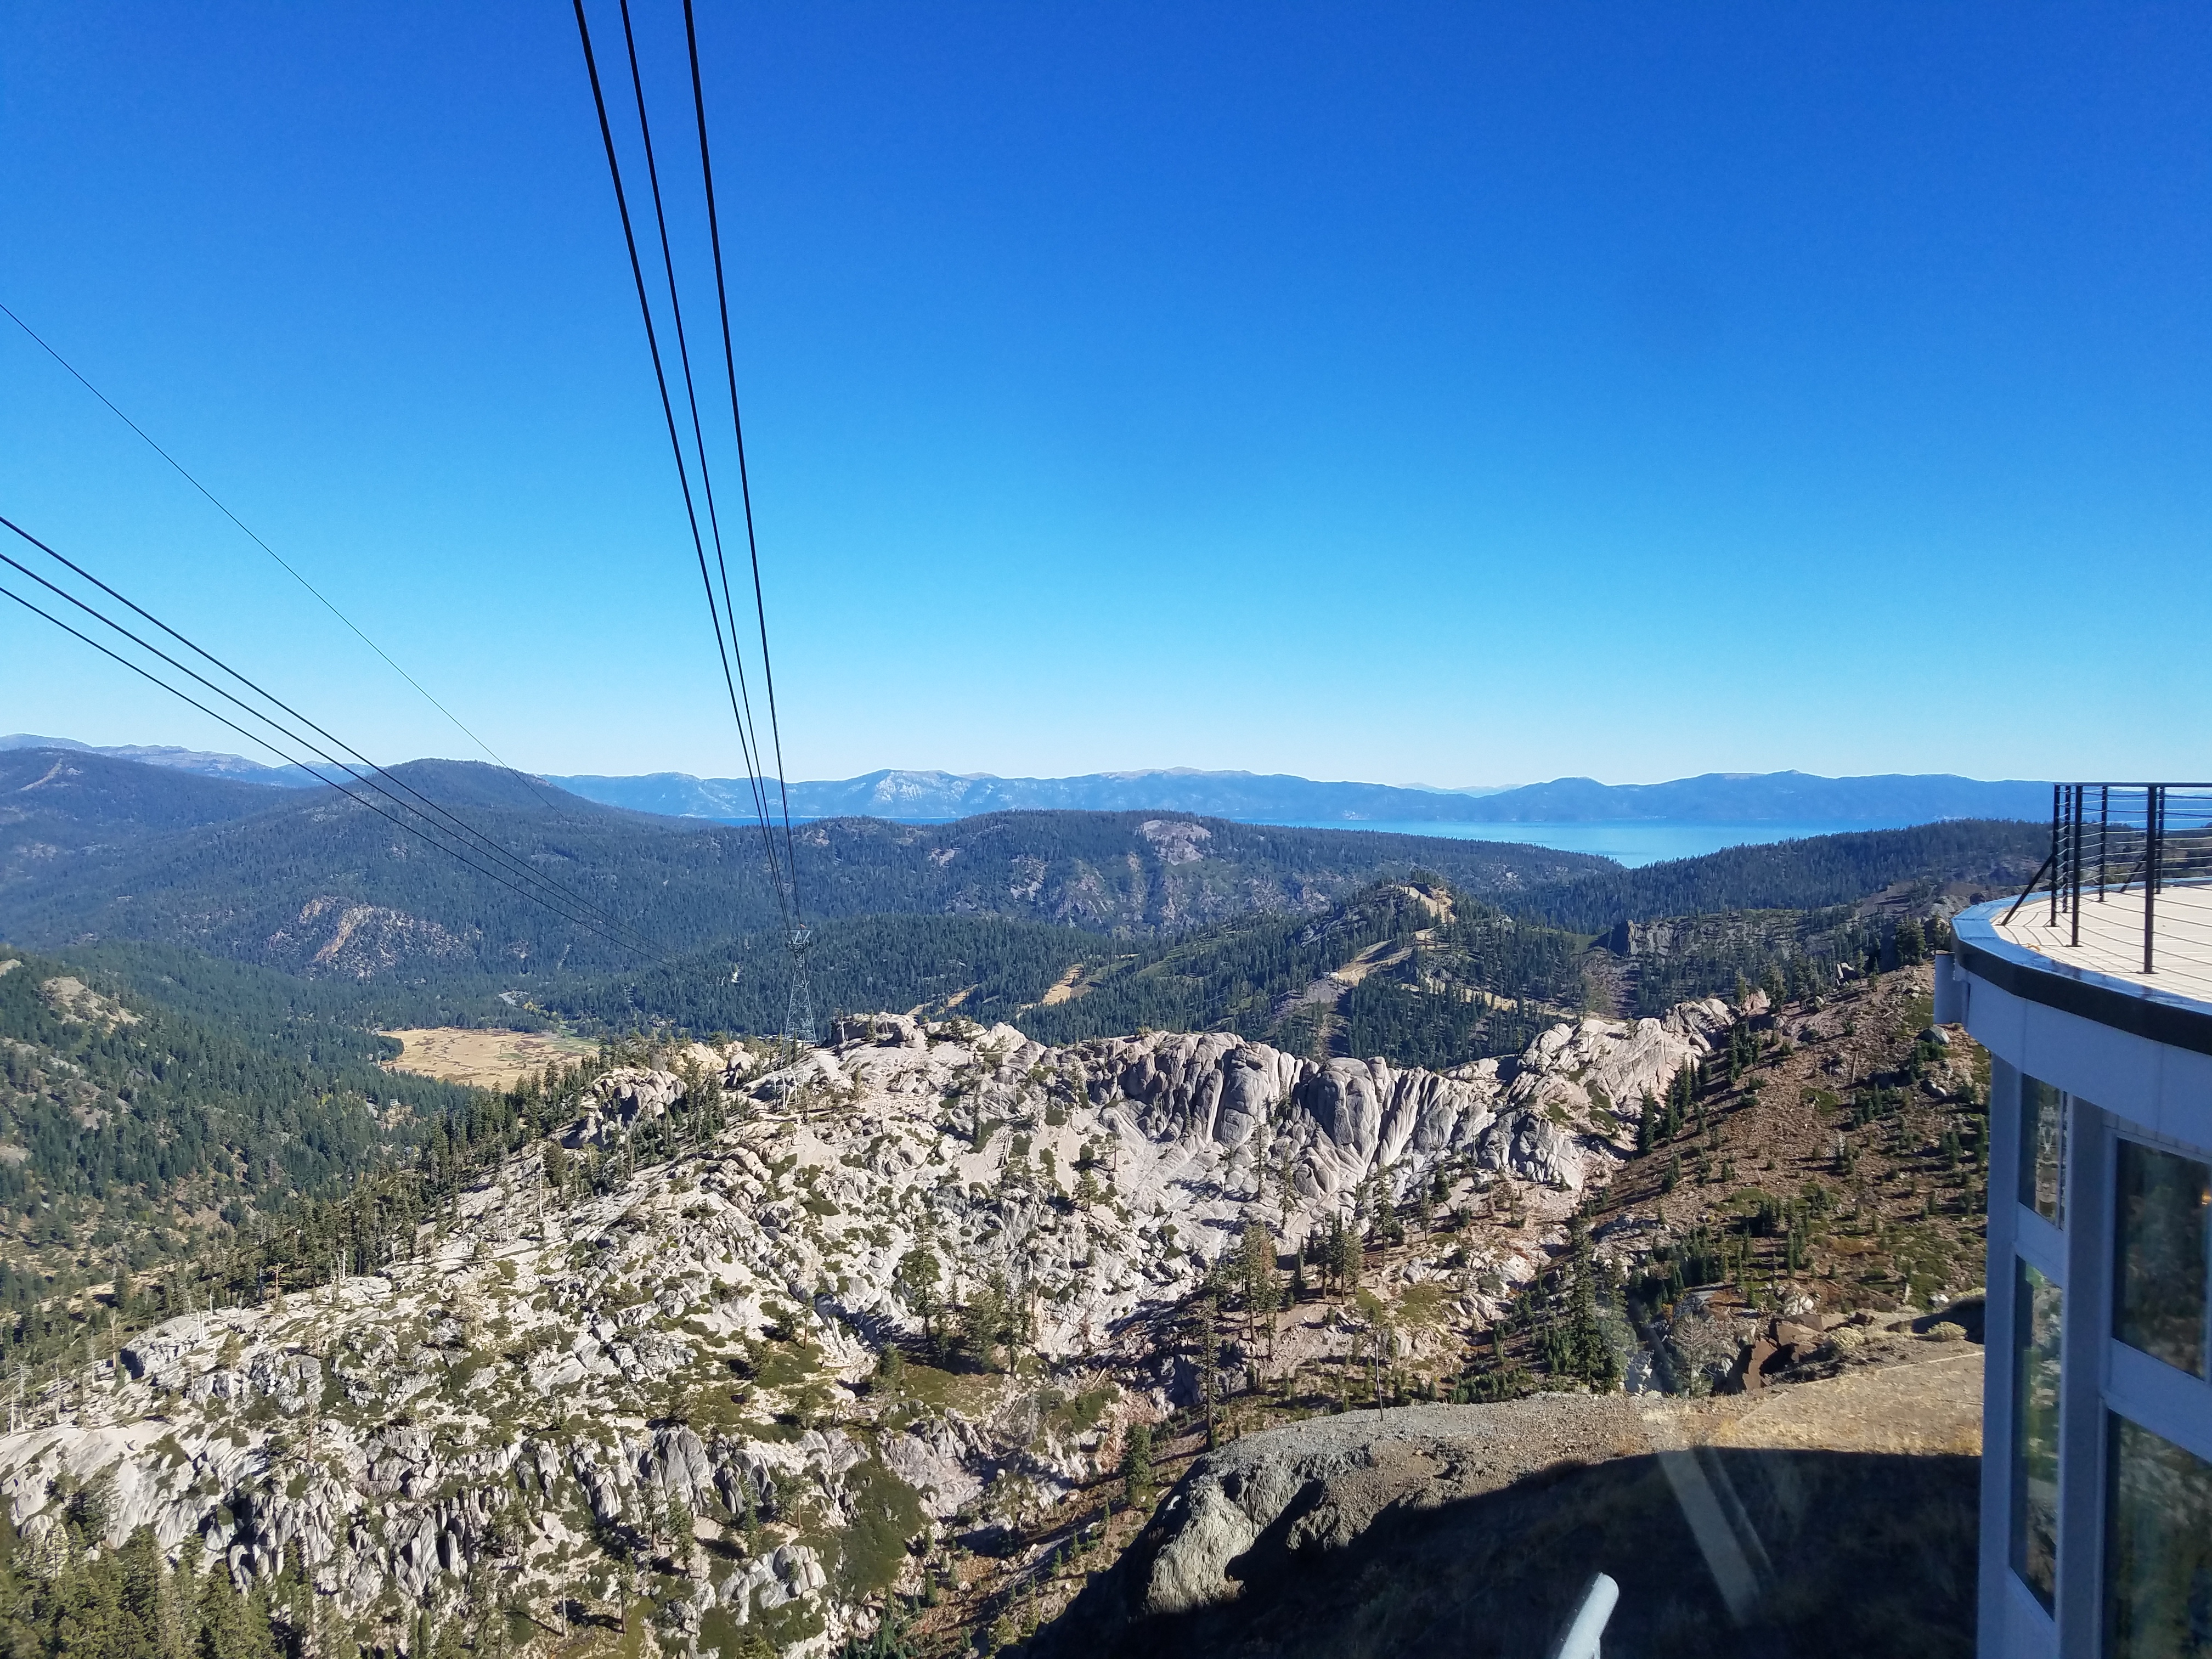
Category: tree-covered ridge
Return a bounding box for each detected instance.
[1,753,1609,984]
[542,854,1984,1073]
[1012,879,1590,1066]
[0,746,283,846]
[0,946,475,1297]
[57,939,527,1037]
[532,880,1592,1070]
[537,913,1097,1037]
[1510,819,2045,932]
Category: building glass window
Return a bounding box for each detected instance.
[2018,1074,2066,1225]
[2113,1138,2210,1378]
[2010,1257,2063,1611]
[2105,1413,2212,1657]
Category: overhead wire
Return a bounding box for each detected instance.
[0,573,662,964]
[0,539,663,961]
[680,0,803,913]
[571,0,802,945]
[0,514,672,962]
[0,297,570,816]
[612,0,792,910]
[0,514,665,957]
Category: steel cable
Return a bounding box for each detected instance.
[612,0,792,909]
[0,298,571,818]
[681,0,803,912]
[571,0,797,941]
[0,577,665,963]
[0,518,671,962]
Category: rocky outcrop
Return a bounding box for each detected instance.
[262,896,472,979]
[0,998,1734,1651]
[567,1065,686,1147]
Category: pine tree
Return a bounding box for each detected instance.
[896,1246,943,1360]
[1562,1217,1619,1391]
[1191,1278,1223,1448]
[1120,1423,1155,1507]
[116,1527,168,1656]
[1897,916,1928,964]
[1237,1222,1278,1357]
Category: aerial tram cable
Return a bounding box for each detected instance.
[681,0,803,909]
[0,515,668,961]
[0,516,672,963]
[0,575,667,964]
[609,0,792,899]
[0,298,569,817]
[572,0,793,935]
[572,0,818,1047]
[0,543,667,961]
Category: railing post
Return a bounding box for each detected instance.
[2049,784,2062,928]
[2061,792,2079,946]
[2069,785,2084,946]
[2098,786,2109,901]
[2145,785,2163,975]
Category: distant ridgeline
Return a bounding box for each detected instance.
[542,764,2051,826]
[2,744,2047,1067]
[2,738,2051,823]
[0,748,1605,990]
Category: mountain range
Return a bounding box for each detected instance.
[0,747,1606,997]
[1,744,2047,1051]
[1,736,2050,825]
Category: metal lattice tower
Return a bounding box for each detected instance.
[781,924,816,1058]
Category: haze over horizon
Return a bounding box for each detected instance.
[1,729,2055,798]
[5,4,2208,786]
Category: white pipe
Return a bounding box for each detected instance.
[1546,1571,1620,1659]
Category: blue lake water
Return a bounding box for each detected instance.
[1267,820,1926,868]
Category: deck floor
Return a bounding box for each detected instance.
[1990,882,2212,1007]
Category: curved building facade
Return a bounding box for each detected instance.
[1948,815,2212,1657]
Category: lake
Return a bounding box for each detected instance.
[1269,820,1931,868]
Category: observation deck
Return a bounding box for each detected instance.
[1950,783,2212,1053]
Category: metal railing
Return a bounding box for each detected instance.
[2004,785,2212,974]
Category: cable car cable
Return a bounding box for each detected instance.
[0,298,568,817]
[0,576,664,962]
[0,517,670,961]
[571,0,796,937]
[0,518,667,960]
[680,0,803,915]
[611,0,792,901]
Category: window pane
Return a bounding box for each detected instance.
[2010,1257,2063,1611]
[2113,1138,2210,1377]
[2018,1075,2066,1224]
[2104,1414,2212,1658]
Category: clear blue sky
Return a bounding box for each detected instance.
[2,3,2206,787]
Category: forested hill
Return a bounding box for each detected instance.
[1012,879,1589,1063]
[543,820,2046,1061]
[1,751,1607,981]
[0,744,284,840]
[0,944,477,1302]
[1511,819,2047,932]
[540,878,1590,1070]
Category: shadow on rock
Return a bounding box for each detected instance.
[1040,1446,1977,1659]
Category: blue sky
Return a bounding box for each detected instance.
[2,2,2206,787]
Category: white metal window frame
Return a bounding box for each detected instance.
[1972,985,2212,1657]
